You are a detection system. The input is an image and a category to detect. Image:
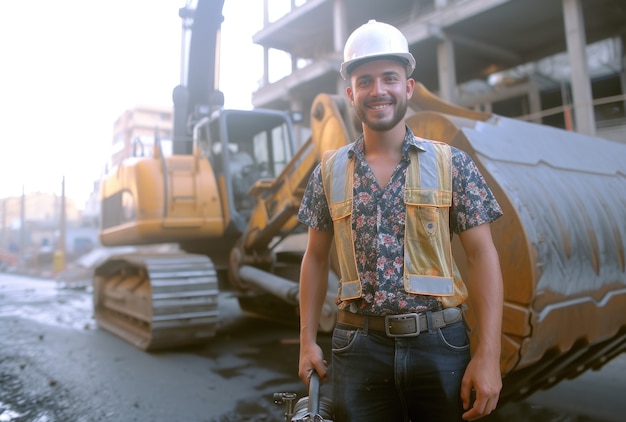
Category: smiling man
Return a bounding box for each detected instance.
[297,20,504,422]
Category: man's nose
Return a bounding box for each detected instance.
[371,78,385,95]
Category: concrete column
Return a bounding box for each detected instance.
[528,81,542,124]
[289,1,298,74]
[563,0,596,135]
[334,0,348,94]
[333,0,347,52]
[620,34,626,115]
[437,37,457,103]
[262,48,269,88]
[291,99,305,147]
[263,0,269,25]
[262,0,270,87]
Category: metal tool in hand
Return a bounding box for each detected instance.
[274,371,333,421]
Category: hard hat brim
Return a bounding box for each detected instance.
[340,52,416,80]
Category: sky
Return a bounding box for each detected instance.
[0,0,282,207]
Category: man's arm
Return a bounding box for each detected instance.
[298,226,334,385]
[458,223,503,421]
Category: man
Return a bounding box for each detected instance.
[297,20,503,422]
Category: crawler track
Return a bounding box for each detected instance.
[93,253,219,351]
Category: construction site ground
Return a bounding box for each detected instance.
[0,272,624,422]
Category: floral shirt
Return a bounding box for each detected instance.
[297,127,503,315]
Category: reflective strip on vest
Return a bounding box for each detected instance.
[321,146,361,300]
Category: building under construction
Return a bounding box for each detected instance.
[252,0,626,144]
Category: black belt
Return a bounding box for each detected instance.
[337,307,462,337]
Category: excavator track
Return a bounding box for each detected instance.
[93,252,219,351]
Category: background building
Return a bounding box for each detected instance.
[252,0,626,145]
[81,105,175,226]
[110,105,173,169]
[0,104,173,274]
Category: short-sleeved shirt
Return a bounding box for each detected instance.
[297,127,503,315]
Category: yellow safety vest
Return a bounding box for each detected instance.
[321,140,467,308]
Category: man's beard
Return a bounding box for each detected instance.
[355,96,408,132]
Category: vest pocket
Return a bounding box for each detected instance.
[404,196,455,297]
[404,188,451,236]
[417,206,439,236]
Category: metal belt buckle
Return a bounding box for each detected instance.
[385,313,420,337]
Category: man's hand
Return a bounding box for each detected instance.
[460,353,502,420]
[298,343,328,386]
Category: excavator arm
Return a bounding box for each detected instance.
[237,95,359,254]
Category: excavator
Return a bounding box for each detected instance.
[94,0,626,404]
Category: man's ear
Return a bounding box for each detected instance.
[406,78,415,98]
[346,86,354,103]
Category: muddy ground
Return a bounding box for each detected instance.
[0,273,624,421]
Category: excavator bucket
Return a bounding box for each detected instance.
[406,83,626,401]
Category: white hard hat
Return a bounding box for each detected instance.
[340,20,416,80]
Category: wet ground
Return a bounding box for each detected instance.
[1,273,625,421]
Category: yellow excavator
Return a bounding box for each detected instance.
[94,0,626,403]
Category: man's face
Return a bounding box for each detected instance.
[347,59,414,132]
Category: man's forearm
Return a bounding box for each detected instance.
[299,256,329,346]
[467,245,503,357]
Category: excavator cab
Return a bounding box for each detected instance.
[196,109,295,229]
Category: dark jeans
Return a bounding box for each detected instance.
[331,317,471,422]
